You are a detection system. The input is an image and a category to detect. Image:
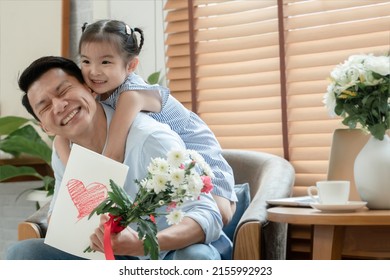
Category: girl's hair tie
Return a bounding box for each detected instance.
[125,24,133,35]
[82,22,88,32]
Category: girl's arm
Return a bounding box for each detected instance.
[103,90,161,162]
[136,89,162,113]
[53,135,71,165]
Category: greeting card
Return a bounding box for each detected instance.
[44,144,129,259]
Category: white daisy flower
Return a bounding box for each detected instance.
[169,168,185,187]
[147,159,159,174]
[187,175,203,198]
[198,161,214,178]
[151,157,169,174]
[167,150,185,167]
[139,178,153,191]
[166,209,184,225]
[153,174,168,193]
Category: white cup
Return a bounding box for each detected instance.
[307,181,350,205]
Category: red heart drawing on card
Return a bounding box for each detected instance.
[67,179,108,220]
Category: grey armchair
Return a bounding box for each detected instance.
[221,150,294,259]
[18,149,295,259]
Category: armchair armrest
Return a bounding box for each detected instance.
[18,202,49,240]
[222,150,295,259]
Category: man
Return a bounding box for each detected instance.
[7,56,228,260]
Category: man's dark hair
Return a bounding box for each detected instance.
[19,56,84,120]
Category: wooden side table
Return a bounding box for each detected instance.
[267,207,390,260]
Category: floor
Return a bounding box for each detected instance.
[0,181,42,259]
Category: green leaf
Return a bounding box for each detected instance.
[0,116,30,136]
[7,124,42,140]
[88,180,132,220]
[88,199,109,218]
[369,123,386,141]
[0,165,43,182]
[147,71,161,85]
[334,102,344,116]
[42,176,55,195]
[0,133,52,164]
[110,179,132,207]
[107,191,126,211]
[107,208,124,217]
[137,219,159,260]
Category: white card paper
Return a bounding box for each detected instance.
[44,144,129,259]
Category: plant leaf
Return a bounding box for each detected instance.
[0,165,43,182]
[147,71,161,85]
[137,218,159,260]
[42,176,55,195]
[0,116,30,136]
[109,179,132,208]
[0,133,52,164]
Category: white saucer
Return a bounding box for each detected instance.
[310,201,367,212]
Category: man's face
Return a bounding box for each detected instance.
[27,68,97,138]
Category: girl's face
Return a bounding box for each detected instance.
[80,41,135,97]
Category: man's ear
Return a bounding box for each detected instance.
[39,123,55,137]
[83,83,97,98]
[127,57,139,73]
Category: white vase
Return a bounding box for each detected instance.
[354,133,390,209]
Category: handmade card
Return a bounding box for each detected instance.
[44,144,129,259]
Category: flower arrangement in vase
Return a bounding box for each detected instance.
[323,53,390,209]
[323,53,389,140]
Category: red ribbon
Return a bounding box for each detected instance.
[103,214,126,260]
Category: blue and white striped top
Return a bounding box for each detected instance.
[101,73,237,202]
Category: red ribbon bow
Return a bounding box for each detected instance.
[103,214,126,260]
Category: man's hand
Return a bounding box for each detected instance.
[89,214,144,257]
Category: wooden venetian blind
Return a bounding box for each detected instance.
[165,0,284,156]
[164,0,390,193]
[284,0,390,193]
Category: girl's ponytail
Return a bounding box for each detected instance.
[134,27,144,53]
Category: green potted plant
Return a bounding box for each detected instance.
[0,115,54,208]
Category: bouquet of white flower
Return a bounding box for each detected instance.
[85,149,214,260]
[323,53,390,140]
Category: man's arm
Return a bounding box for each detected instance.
[90,215,205,256]
[157,218,205,250]
[89,114,223,257]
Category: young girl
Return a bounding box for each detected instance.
[55,19,237,225]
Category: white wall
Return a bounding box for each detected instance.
[0,0,62,117]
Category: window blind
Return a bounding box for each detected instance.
[284,0,390,192]
[164,0,390,193]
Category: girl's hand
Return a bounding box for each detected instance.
[54,135,71,165]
